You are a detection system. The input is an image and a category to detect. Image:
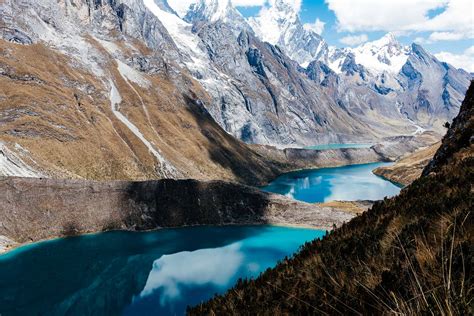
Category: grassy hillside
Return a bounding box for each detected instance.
[189,82,473,315]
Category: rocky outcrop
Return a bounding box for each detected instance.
[373,142,440,186]
[423,81,474,175]
[0,177,360,250]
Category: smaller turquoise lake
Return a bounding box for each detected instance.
[304,143,373,150]
[0,226,323,316]
[262,162,401,203]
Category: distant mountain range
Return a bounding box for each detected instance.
[0,0,470,178]
[172,0,471,146]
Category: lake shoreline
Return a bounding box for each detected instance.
[0,222,331,256]
[0,137,438,255]
[0,226,326,315]
[0,176,365,255]
[262,162,401,203]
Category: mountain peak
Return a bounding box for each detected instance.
[269,0,301,13]
[362,33,403,51]
[182,0,250,32]
[194,0,232,22]
[247,0,326,66]
[380,32,397,44]
[248,0,300,45]
[351,33,410,73]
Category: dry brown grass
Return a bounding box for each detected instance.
[0,38,279,183]
[374,142,441,185]
[316,201,368,214]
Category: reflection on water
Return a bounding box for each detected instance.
[139,243,243,303]
[0,226,324,316]
[262,162,401,203]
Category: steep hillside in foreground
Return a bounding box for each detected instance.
[189,82,473,315]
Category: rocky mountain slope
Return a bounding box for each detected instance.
[0,0,290,182]
[0,0,447,181]
[174,0,470,146]
[189,81,473,315]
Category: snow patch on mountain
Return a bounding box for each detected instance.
[0,142,41,177]
[352,33,410,74]
[325,47,349,74]
[143,0,209,74]
[192,0,233,23]
[247,0,327,67]
[168,0,198,17]
[116,60,151,88]
[248,4,296,45]
[324,34,410,75]
[109,80,177,177]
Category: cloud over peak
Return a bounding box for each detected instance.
[339,34,368,46]
[326,0,473,40]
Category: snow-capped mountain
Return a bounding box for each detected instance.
[351,33,411,74]
[178,0,470,134]
[184,0,248,27]
[0,0,471,165]
[319,34,470,129]
[247,0,327,67]
[326,33,410,75]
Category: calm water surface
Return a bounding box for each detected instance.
[0,226,323,316]
[262,162,401,203]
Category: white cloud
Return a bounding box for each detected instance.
[413,36,429,44]
[414,30,473,44]
[303,18,325,35]
[435,46,474,72]
[429,31,473,42]
[326,0,473,39]
[339,34,368,46]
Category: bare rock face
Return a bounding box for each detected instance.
[0,0,467,182]
[0,0,286,183]
[0,177,357,249]
[194,24,379,145]
[182,1,470,146]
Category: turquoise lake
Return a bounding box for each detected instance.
[262,162,401,203]
[304,143,373,150]
[0,226,324,316]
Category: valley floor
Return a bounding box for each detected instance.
[0,131,440,254]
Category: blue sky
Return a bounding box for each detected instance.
[235,0,474,71]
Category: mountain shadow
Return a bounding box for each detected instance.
[125,178,274,228]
